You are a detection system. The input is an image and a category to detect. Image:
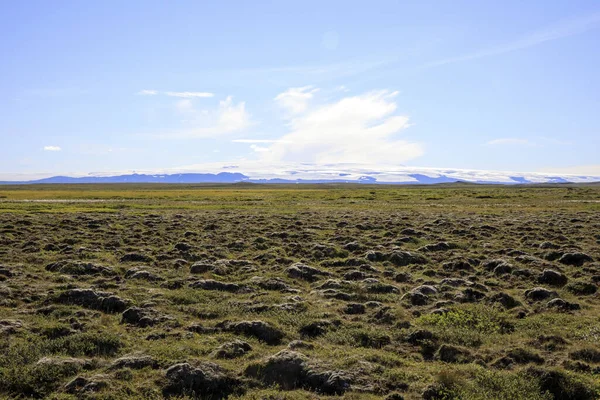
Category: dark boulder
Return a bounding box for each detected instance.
[489,292,521,309]
[244,350,349,394]
[211,340,252,359]
[558,253,593,266]
[120,253,153,263]
[389,251,427,267]
[524,287,558,302]
[538,269,568,286]
[547,298,580,311]
[343,303,366,315]
[121,307,171,327]
[218,320,284,345]
[299,320,335,338]
[286,263,330,282]
[189,279,241,292]
[56,289,129,313]
[46,261,114,276]
[435,344,472,363]
[110,353,158,370]
[163,362,242,399]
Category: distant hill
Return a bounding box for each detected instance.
[1,170,598,185]
[1,173,248,184]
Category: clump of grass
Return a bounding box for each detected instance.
[45,331,124,357]
[456,369,552,400]
[323,324,391,349]
[0,358,83,398]
[416,305,510,347]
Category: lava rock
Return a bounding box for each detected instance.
[211,340,252,359]
[558,253,593,266]
[163,362,242,399]
[56,289,129,313]
[525,287,558,302]
[217,320,284,345]
[538,269,568,286]
[244,350,349,394]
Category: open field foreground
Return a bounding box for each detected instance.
[1,184,600,399]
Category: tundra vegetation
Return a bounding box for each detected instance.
[0,183,599,399]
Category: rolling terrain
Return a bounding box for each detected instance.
[0,184,599,399]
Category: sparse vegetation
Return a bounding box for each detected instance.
[0,183,599,398]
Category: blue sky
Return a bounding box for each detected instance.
[1,0,599,179]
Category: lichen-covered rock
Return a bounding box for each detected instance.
[388,251,427,266]
[286,263,330,282]
[435,344,472,363]
[121,307,172,327]
[244,350,350,394]
[489,292,521,309]
[525,287,558,302]
[110,353,158,369]
[558,253,593,266]
[55,289,129,313]
[538,269,568,286]
[547,298,580,311]
[163,362,242,399]
[46,261,114,276]
[125,267,162,281]
[217,320,284,345]
[211,340,252,359]
[189,279,241,292]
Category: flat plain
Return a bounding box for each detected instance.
[0,183,599,399]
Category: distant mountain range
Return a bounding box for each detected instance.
[1,170,598,185]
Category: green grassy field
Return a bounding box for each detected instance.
[1,183,599,213]
[0,184,599,399]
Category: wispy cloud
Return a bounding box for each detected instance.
[137,89,158,95]
[275,86,319,114]
[43,146,62,151]
[152,96,251,139]
[425,12,600,67]
[165,91,214,98]
[232,139,291,144]
[136,90,214,98]
[250,144,270,153]
[486,138,533,146]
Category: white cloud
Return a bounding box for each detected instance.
[215,96,251,133]
[539,165,600,176]
[153,96,251,138]
[250,144,270,153]
[486,138,533,146]
[136,90,214,98]
[175,99,194,113]
[275,86,319,114]
[43,146,61,151]
[165,91,214,98]
[232,139,291,143]
[263,89,423,164]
